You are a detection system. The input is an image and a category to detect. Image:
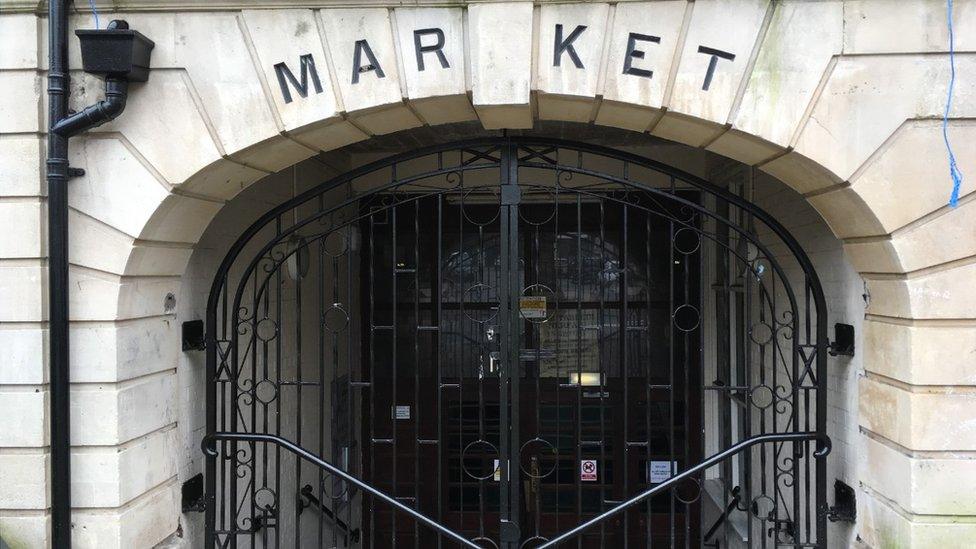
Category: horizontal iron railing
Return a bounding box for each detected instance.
[203,431,829,549]
[537,431,831,548]
[201,431,482,549]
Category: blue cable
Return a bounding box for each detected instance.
[944,0,964,207]
[88,0,100,29]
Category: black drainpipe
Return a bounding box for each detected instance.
[47,4,149,545]
[46,2,73,545]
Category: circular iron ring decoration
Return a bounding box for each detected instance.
[320,473,350,500]
[323,303,350,333]
[254,487,278,512]
[517,184,558,226]
[461,439,500,480]
[472,536,500,549]
[749,321,774,345]
[671,304,701,332]
[322,229,349,257]
[672,476,702,504]
[750,384,775,409]
[462,283,500,324]
[255,317,278,342]
[253,380,278,405]
[461,186,501,226]
[672,226,702,255]
[520,536,549,549]
[752,494,776,519]
[520,284,557,324]
[518,437,558,478]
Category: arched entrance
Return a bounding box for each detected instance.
[202,137,829,548]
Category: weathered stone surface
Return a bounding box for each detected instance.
[597,1,685,130]
[73,70,223,187]
[139,193,223,243]
[536,3,609,122]
[734,0,842,147]
[320,8,402,113]
[72,481,178,549]
[0,14,40,69]
[468,2,534,128]
[844,0,976,54]
[668,0,769,124]
[72,426,177,508]
[69,138,170,238]
[0,200,44,258]
[71,372,176,446]
[0,136,44,197]
[0,71,41,133]
[0,452,48,509]
[0,326,46,385]
[861,434,976,516]
[0,261,44,322]
[865,262,976,319]
[859,487,976,549]
[794,54,976,183]
[860,376,976,451]
[72,317,179,383]
[847,120,976,233]
[864,320,976,386]
[0,389,47,447]
[0,513,49,549]
[243,9,343,132]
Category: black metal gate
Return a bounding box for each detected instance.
[203,138,830,548]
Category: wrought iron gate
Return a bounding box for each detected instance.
[203,138,830,548]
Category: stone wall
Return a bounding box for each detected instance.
[1,1,975,547]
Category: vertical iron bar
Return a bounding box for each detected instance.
[414,198,421,548]
[621,199,629,549]
[667,176,676,546]
[392,198,399,547]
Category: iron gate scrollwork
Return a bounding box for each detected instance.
[203,138,830,548]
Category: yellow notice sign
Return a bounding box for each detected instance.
[519,296,547,319]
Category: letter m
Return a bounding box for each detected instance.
[274,54,323,104]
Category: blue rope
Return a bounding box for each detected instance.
[944,0,963,207]
[88,0,100,29]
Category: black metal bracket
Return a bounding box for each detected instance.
[181,473,205,512]
[827,480,856,523]
[182,319,205,351]
[828,323,855,357]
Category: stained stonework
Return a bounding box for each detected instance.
[1,1,975,547]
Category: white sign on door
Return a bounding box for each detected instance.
[392,405,410,420]
[648,460,677,484]
[580,459,598,482]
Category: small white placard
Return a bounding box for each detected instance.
[580,459,598,482]
[648,460,677,484]
[493,459,501,482]
[392,405,410,420]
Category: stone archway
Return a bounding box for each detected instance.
[3,2,974,547]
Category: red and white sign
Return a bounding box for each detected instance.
[580,459,598,482]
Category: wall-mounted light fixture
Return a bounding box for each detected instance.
[567,372,602,387]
